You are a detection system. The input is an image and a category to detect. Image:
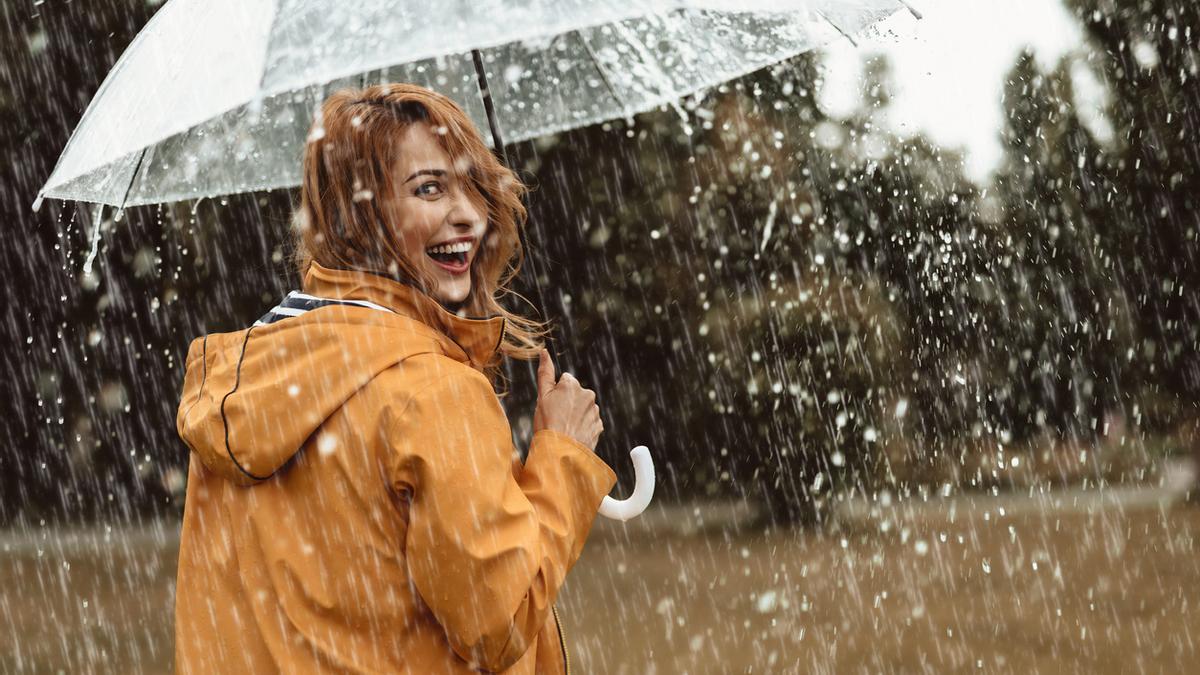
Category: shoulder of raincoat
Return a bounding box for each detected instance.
[173,260,616,674]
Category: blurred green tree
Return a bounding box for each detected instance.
[1061,0,1200,435]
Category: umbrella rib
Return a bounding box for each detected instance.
[898,1,924,20]
[576,29,625,116]
[254,0,285,94]
[118,147,148,212]
[816,11,858,47]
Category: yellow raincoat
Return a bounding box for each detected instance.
[174,261,616,673]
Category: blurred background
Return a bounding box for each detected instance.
[2,0,1198,671]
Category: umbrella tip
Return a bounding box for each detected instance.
[31,193,44,213]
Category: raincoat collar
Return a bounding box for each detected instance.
[301,260,505,371]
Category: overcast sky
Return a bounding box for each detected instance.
[818,0,1096,183]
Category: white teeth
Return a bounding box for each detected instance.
[426,241,472,255]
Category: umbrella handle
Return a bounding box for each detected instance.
[597,446,655,521]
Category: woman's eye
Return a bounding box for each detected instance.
[416,181,444,197]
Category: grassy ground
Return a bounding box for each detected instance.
[2,501,1198,673]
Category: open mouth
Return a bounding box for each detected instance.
[425,241,472,274]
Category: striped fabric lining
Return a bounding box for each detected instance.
[253,291,395,326]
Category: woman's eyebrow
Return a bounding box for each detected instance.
[404,168,446,183]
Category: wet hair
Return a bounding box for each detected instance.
[293,83,547,377]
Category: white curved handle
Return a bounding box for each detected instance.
[597,445,655,521]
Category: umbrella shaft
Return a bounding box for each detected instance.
[471,49,509,166]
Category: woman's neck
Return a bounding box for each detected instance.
[438,298,466,315]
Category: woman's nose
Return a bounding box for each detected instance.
[449,190,486,230]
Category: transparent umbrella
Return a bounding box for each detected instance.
[34,0,917,520]
[34,0,917,212]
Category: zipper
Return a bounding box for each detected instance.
[551,604,570,675]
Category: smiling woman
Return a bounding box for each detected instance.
[385,123,489,308]
[173,83,613,674]
[293,84,546,366]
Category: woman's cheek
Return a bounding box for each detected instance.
[398,229,425,260]
[413,203,446,237]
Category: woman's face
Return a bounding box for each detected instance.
[386,122,488,308]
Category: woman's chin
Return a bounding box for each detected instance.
[433,281,471,309]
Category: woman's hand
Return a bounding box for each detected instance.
[533,349,603,451]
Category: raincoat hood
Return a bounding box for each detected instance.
[176,261,505,485]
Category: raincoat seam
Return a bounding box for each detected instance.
[380,353,489,433]
[379,351,469,492]
[179,335,209,457]
[219,326,275,482]
[381,353,500,425]
[385,353,541,671]
[489,611,526,672]
[181,335,208,435]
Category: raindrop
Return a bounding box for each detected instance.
[317,433,338,457]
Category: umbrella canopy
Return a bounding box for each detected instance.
[35,0,914,211]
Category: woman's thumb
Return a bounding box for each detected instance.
[537,349,556,394]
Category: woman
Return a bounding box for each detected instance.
[174,83,615,674]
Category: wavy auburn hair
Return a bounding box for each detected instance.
[293,83,547,374]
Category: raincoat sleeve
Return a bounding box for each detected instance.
[386,362,617,672]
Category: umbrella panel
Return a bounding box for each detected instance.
[119,56,492,208]
[40,0,906,208]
